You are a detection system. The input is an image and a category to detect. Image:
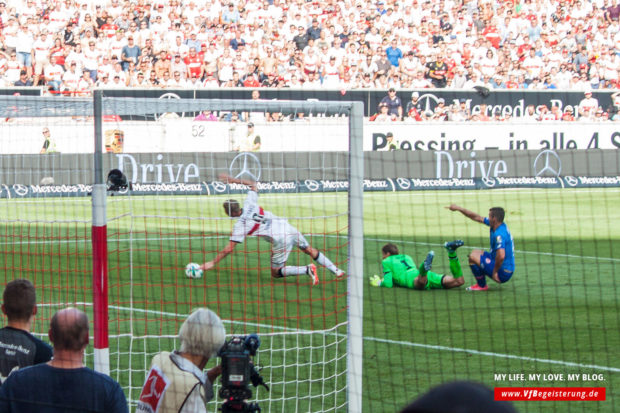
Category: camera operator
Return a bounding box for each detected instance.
[137,308,226,413]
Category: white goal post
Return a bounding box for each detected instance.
[89,93,364,412]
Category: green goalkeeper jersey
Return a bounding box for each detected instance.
[381,254,418,289]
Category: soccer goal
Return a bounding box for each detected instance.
[0,94,363,412]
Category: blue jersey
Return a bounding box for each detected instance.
[483,217,515,271]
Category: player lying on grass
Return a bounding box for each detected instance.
[369,241,465,290]
[445,204,515,291]
[200,173,345,286]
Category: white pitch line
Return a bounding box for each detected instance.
[1,231,617,263]
[364,335,620,373]
[37,303,620,373]
[362,236,620,263]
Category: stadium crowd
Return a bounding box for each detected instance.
[0,0,619,119]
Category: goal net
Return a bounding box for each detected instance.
[0,95,363,413]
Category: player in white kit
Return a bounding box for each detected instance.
[200,174,345,286]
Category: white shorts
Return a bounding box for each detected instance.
[270,226,309,268]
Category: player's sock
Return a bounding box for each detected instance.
[470,265,486,287]
[281,266,309,276]
[314,252,339,274]
[449,255,463,278]
[418,251,434,275]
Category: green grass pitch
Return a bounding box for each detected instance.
[0,188,618,413]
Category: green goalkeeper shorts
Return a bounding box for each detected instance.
[423,271,445,290]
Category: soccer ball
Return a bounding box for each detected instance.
[185,262,203,279]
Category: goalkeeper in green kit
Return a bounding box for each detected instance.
[370,241,466,290]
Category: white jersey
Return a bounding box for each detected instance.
[230,191,291,244]
[136,351,213,413]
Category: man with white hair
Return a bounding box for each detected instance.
[137,308,226,413]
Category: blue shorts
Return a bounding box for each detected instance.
[18,51,32,68]
[479,251,513,283]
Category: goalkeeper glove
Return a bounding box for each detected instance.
[369,275,382,287]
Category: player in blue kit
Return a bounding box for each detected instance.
[446,204,515,291]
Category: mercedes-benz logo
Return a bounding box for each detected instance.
[416,93,442,114]
[212,181,227,193]
[396,177,411,190]
[481,176,496,187]
[533,150,562,177]
[156,92,184,119]
[304,179,320,192]
[13,184,28,197]
[564,176,578,187]
[229,152,261,182]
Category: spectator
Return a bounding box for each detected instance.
[406,92,422,116]
[578,90,599,117]
[15,24,34,77]
[522,105,538,122]
[221,3,240,24]
[194,110,218,121]
[427,54,449,88]
[62,62,81,95]
[379,87,403,120]
[121,36,141,71]
[0,307,128,413]
[385,39,403,68]
[371,102,394,122]
[562,106,576,121]
[433,98,448,121]
[400,381,517,413]
[136,308,225,413]
[0,279,52,384]
[307,19,321,40]
[32,31,52,84]
[43,55,64,93]
[14,70,33,86]
[293,25,309,51]
[374,51,393,80]
[477,103,491,121]
[450,66,468,89]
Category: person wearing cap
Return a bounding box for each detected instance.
[222,2,240,24]
[239,122,261,152]
[136,308,225,413]
[406,91,423,115]
[307,18,321,40]
[379,132,399,151]
[14,70,33,86]
[578,90,598,117]
[372,102,393,122]
[561,106,576,122]
[379,87,403,120]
